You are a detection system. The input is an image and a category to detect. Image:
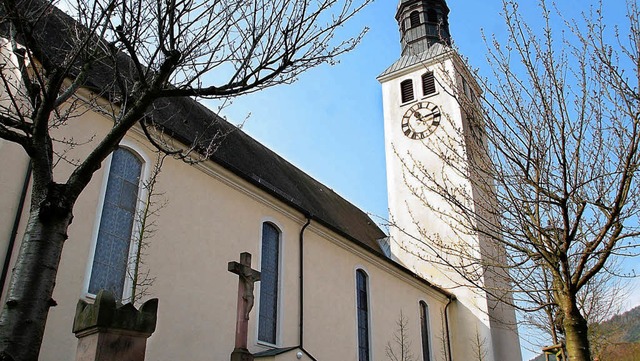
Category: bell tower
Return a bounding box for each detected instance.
[396,0,451,55]
[378,1,523,360]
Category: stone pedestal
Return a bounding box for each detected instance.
[230,347,254,361]
[72,290,158,361]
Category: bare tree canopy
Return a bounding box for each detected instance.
[0,0,371,359]
[399,1,640,360]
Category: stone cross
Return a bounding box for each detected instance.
[228,252,261,361]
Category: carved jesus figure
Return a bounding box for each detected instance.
[240,271,260,319]
[228,251,261,353]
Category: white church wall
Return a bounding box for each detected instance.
[379,53,523,361]
[303,223,450,361]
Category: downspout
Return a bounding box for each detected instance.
[0,161,31,297]
[444,295,454,361]
[298,218,311,346]
[298,217,319,361]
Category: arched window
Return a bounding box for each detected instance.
[420,301,431,361]
[422,71,436,96]
[427,9,438,23]
[409,11,421,27]
[400,79,414,103]
[356,269,370,361]
[88,147,143,301]
[258,222,280,344]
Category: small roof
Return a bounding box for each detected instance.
[397,0,450,13]
[378,42,451,79]
[254,347,299,357]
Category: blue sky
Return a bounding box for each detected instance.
[211,1,639,359]
[214,0,542,224]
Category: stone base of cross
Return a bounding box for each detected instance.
[230,347,254,361]
[228,252,261,361]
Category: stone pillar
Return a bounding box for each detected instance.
[72,290,158,361]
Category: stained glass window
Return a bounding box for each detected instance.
[258,222,280,344]
[356,269,370,361]
[88,147,142,300]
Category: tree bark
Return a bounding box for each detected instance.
[0,183,73,361]
[563,297,592,361]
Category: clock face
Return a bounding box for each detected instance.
[401,101,441,140]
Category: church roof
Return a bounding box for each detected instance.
[149,96,388,252]
[4,3,388,254]
[378,42,451,79]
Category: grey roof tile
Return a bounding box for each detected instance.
[378,43,450,78]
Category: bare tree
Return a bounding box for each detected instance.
[437,311,450,361]
[128,151,166,305]
[386,310,416,361]
[471,327,488,361]
[518,261,627,355]
[395,1,640,360]
[0,0,371,359]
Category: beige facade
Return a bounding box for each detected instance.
[0,104,455,361]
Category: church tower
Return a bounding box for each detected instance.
[378,1,523,360]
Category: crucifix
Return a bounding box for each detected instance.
[228,252,261,361]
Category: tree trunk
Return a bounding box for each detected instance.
[563,298,591,361]
[0,183,73,361]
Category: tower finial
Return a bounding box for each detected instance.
[396,0,451,56]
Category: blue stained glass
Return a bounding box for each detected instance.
[120,181,139,212]
[93,234,111,265]
[103,178,122,206]
[88,147,142,301]
[114,209,135,239]
[111,237,129,263]
[110,151,127,176]
[98,206,117,234]
[88,273,104,294]
[258,223,280,344]
[123,156,142,181]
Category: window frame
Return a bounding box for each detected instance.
[83,141,150,302]
[355,268,371,361]
[257,220,283,346]
[409,11,421,28]
[421,71,437,97]
[419,300,432,361]
[400,79,415,104]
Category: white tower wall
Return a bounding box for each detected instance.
[379,51,522,360]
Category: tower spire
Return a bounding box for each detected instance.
[396,0,451,56]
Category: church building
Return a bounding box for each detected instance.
[0,0,522,360]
